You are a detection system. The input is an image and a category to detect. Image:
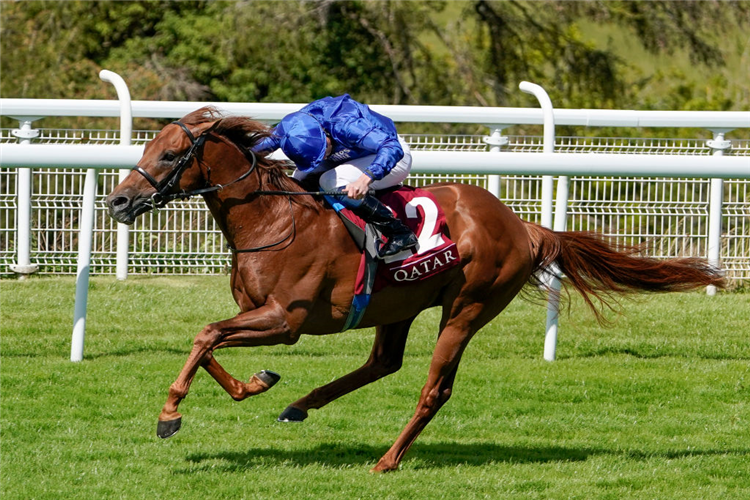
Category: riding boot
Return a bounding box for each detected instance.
[351,195,418,258]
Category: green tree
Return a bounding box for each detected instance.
[432,0,749,111]
[2,0,748,134]
[1,1,211,98]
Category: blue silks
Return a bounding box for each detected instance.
[254,94,403,180]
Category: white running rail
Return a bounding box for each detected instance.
[1,72,749,362]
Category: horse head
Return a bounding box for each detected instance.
[106,107,271,225]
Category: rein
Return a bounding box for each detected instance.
[132,120,346,253]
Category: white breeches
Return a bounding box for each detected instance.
[293,137,412,191]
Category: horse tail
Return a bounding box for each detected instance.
[524,222,726,319]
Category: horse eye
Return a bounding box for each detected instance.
[162,151,177,162]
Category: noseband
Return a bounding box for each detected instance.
[133,121,257,209]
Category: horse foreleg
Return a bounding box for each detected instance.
[157,338,213,433]
[157,301,294,438]
[202,355,280,401]
[278,317,414,422]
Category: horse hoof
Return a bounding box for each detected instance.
[277,406,307,422]
[370,460,399,473]
[157,417,182,439]
[256,370,281,388]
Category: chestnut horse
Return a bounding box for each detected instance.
[106,107,724,472]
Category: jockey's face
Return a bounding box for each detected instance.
[324,133,333,158]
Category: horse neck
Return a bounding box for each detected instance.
[197,133,330,252]
[200,154,323,252]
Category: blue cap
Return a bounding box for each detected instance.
[276,112,327,172]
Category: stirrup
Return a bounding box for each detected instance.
[377,232,418,258]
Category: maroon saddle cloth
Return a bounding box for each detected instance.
[335,185,461,295]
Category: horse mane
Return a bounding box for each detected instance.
[180,106,321,209]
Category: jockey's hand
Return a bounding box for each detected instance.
[344,173,373,200]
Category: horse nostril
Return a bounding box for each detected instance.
[108,195,131,212]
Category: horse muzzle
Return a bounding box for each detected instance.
[106,191,155,225]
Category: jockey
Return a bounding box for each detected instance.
[254,94,418,258]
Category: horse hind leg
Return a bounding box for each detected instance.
[370,321,469,473]
[372,271,527,472]
[278,317,414,422]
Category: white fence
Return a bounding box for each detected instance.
[2,130,749,280]
[2,76,749,362]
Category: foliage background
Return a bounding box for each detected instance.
[1,0,749,135]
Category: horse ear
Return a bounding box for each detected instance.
[181,106,223,126]
[200,106,223,121]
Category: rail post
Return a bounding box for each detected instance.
[519,82,556,228]
[706,130,731,296]
[70,166,99,362]
[72,69,134,362]
[483,126,510,198]
[9,118,40,280]
[519,81,566,361]
[99,70,132,280]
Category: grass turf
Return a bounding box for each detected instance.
[1,276,749,499]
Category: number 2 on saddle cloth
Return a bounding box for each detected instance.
[325,186,461,331]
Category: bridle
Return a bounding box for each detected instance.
[133,121,257,210]
[131,120,343,253]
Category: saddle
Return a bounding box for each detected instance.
[325,185,460,331]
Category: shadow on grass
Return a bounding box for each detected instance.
[179,443,590,473]
[560,347,750,361]
[180,442,750,473]
[84,346,188,359]
[1,347,189,360]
